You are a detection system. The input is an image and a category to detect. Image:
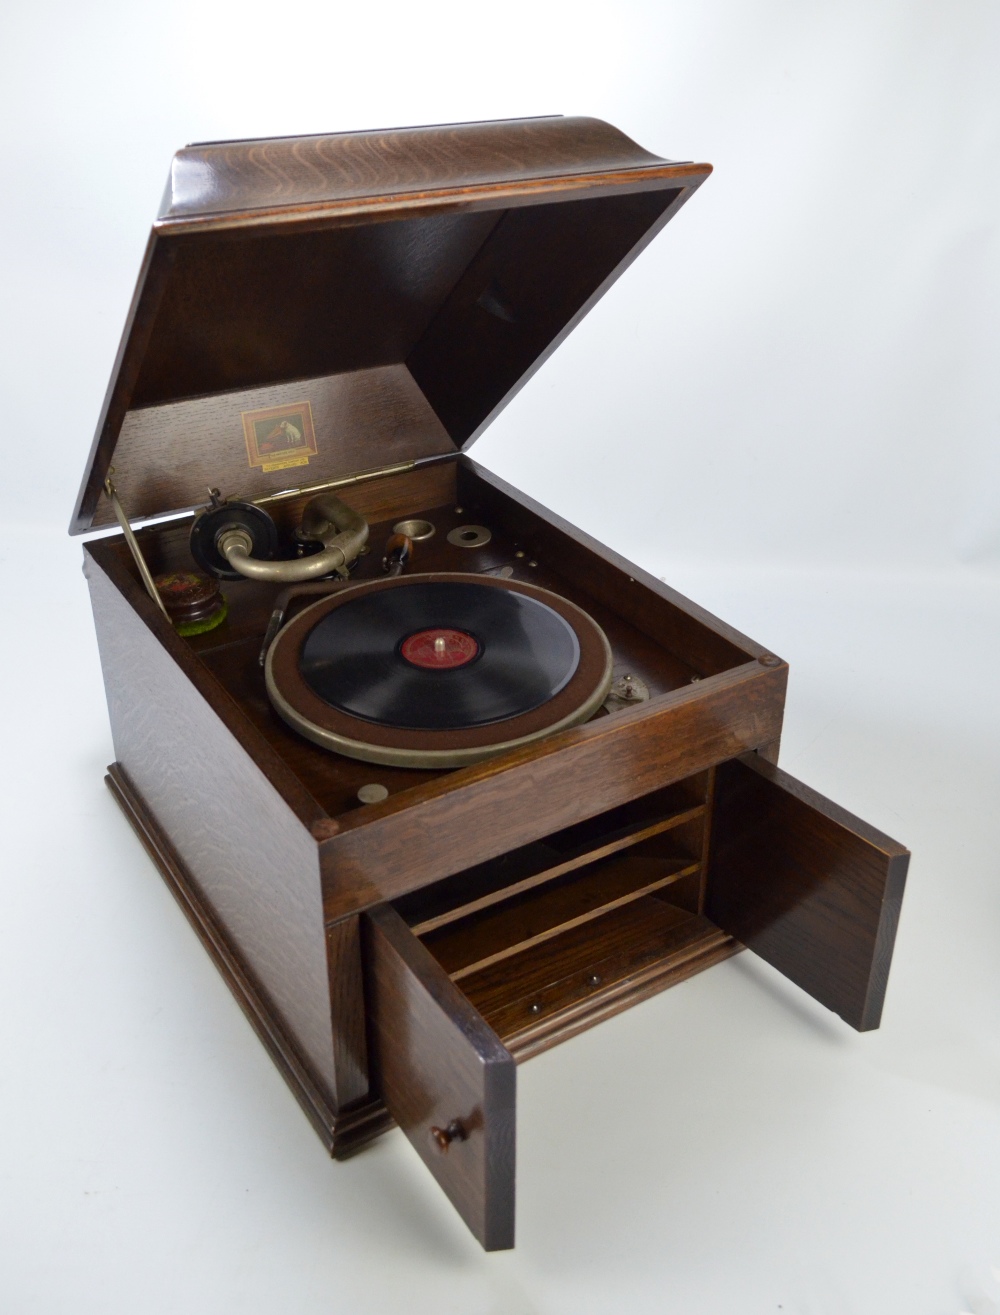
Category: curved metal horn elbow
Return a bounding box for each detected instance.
[219,493,369,584]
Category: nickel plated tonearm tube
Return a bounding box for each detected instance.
[189,491,370,585]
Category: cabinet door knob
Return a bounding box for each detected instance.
[430,1120,468,1153]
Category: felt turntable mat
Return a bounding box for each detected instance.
[265,573,613,763]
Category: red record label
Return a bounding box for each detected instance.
[400,628,480,670]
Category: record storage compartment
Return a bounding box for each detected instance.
[395,770,735,1060]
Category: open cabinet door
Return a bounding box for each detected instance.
[707,756,909,1031]
[362,904,516,1250]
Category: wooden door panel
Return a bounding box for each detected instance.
[362,904,516,1250]
[707,756,909,1031]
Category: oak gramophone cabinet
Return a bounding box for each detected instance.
[72,116,909,1250]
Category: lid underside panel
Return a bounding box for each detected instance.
[131,211,501,408]
[408,189,682,444]
[71,117,707,533]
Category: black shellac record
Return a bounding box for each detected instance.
[299,580,581,730]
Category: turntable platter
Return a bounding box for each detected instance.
[265,573,613,769]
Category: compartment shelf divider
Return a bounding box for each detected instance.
[423,856,702,981]
[404,803,705,936]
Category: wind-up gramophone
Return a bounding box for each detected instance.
[72,117,909,1250]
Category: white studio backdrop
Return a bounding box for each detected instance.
[3,3,1000,1314]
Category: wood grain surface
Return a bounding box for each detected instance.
[85,548,356,1107]
[503,928,739,1063]
[707,756,910,1031]
[104,764,391,1155]
[461,897,737,1058]
[90,365,456,528]
[161,117,676,222]
[321,658,785,921]
[407,188,681,444]
[397,794,706,935]
[128,212,502,412]
[325,917,369,1113]
[363,904,516,1250]
[463,460,770,673]
[422,855,701,980]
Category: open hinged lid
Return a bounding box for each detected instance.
[72,116,710,534]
